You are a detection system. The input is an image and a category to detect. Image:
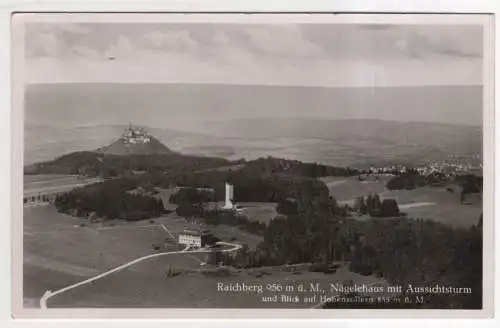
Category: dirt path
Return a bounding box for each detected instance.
[40,242,242,309]
[399,202,436,209]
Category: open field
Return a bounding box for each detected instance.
[24,174,100,198]
[321,176,389,201]
[23,205,202,306]
[234,202,278,225]
[23,203,261,307]
[208,201,277,226]
[45,261,389,308]
[323,176,481,228]
[381,187,481,228]
[24,207,178,271]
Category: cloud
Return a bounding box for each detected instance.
[142,30,199,52]
[212,30,231,46]
[25,49,482,88]
[388,26,483,59]
[52,23,92,34]
[217,45,255,66]
[25,23,93,58]
[246,25,324,58]
[400,32,481,59]
[71,45,101,60]
[418,30,482,58]
[141,29,254,67]
[143,31,164,47]
[34,32,64,57]
[104,35,138,59]
[23,23,483,87]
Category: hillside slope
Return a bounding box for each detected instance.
[24,151,232,176]
[96,135,173,156]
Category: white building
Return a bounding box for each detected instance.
[223,183,235,209]
[178,229,202,248]
[122,125,151,144]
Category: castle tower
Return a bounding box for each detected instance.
[223,183,234,209]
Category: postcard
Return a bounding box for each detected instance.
[10,12,494,319]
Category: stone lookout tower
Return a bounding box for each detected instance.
[223,183,235,209]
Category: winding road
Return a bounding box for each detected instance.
[39,241,242,309]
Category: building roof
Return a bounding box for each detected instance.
[180,229,202,237]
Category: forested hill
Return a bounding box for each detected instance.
[96,135,173,156]
[24,150,360,181]
[241,157,359,177]
[23,151,232,177]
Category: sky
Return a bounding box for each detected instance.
[23,22,483,87]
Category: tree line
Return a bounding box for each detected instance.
[241,157,360,178]
[169,187,217,204]
[223,195,482,309]
[158,170,331,204]
[456,174,482,195]
[175,203,266,235]
[23,194,55,203]
[24,151,232,177]
[54,182,166,221]
[353,194,401,217]
[386,169,448,190]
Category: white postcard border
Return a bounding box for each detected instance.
[2,0,497,325]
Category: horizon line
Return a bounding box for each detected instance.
[27,117,483,130]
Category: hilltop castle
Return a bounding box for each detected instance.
[122,124,151,145]
[96,124,172,155]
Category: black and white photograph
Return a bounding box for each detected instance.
[11,12,493,317]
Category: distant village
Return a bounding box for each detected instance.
[358,155,482,178]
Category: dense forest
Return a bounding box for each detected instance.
[322,219,483,309]
[169,187,217,204]
[241,157,360,178]
[223,195,483,309]
[54,181,166,221]
[352,194,402,217]
[275,193,401,218]
[144,170,331,203]
[24,151,232,177]
[456,174,483,195]
[386,169,483,197]
[386,169,449,190]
